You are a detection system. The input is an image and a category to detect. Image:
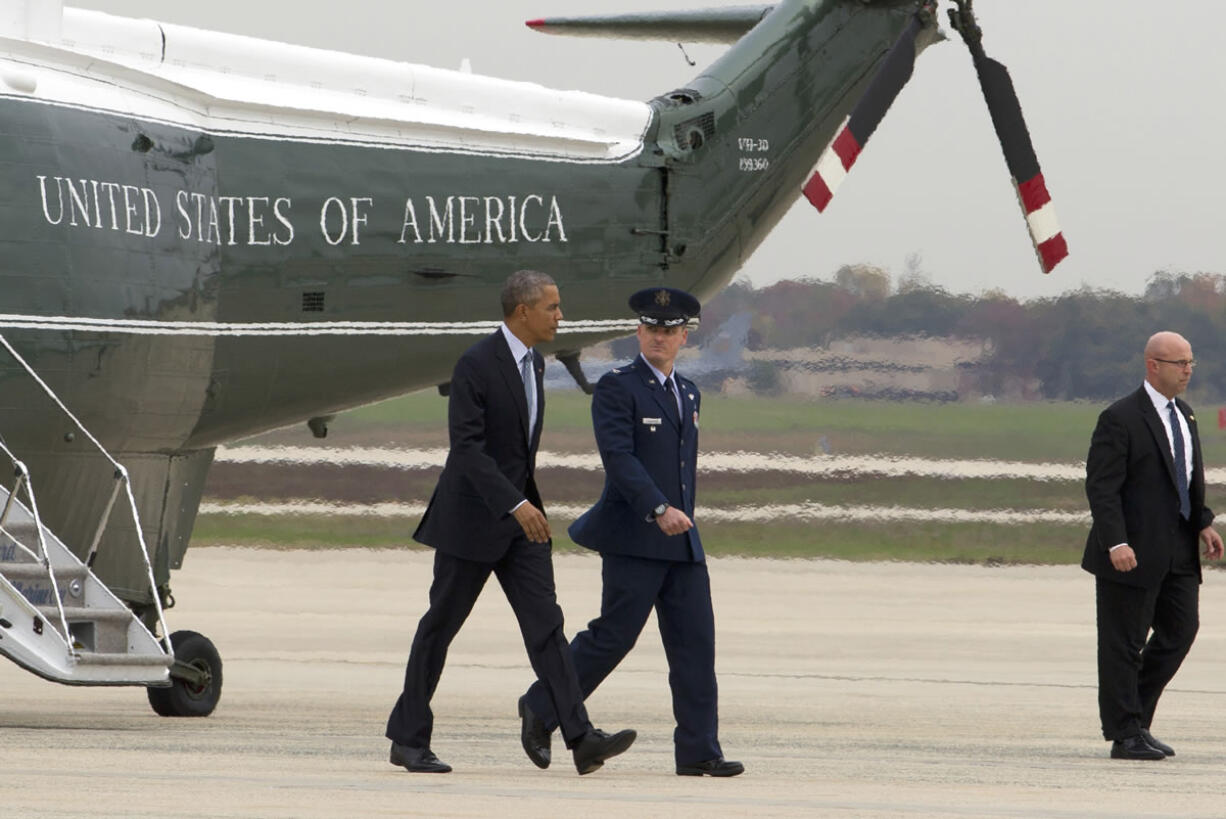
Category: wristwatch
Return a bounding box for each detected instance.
[652,502,669,519]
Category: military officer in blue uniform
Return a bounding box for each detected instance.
[517,287,744,777]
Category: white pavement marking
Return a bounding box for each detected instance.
[208,445,1107,525]
[216,444,1107,481]
[199,499,1091,526]
[216,443,1226,485]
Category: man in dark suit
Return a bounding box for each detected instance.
[385,270,635,775]
[1083,330,1222,760]
[517,287,743,777]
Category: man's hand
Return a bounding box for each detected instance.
[1201,526,1224,560]
[1109,544,1138,572]
[513,502,551,543]
[655,506,694,536]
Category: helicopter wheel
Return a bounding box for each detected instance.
[148,630,223,717]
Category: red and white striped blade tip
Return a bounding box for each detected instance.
[802,122,862,213]
[1016,173,1067,274]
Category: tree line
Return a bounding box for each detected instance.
[699,268,1226,403]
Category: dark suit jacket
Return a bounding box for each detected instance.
[568,356,703,563]
[414,330,544,562]
[1082,386,1214,588]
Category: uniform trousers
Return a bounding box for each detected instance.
[524,553,722,765]
[1095,569,1199,740]
[386,539,591,749]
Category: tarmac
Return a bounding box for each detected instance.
[2,548,1225,818]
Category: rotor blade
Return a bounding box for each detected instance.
[801,8,929,213]
[959,14,1068,273]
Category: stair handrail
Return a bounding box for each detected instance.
[0,453,75,646]
[0,333,171,656]
[0,459,42,563]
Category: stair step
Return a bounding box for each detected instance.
[1,523,40,544]
[74,652,173,667]
[0,562,89,581]
[0,535,40,561]
[36,605,135,622]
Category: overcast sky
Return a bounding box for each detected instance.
[76,0,1226,301]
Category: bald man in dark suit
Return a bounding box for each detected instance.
[1083,330,1222,760]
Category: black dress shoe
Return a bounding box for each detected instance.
[677,757,745,777]
[1110,735,1165,761]
[390,743,453,773]
[571,727,636,775]
[518,695,552,769]
[1139,728,1174,757]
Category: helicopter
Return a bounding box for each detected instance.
[0,0,1062,715]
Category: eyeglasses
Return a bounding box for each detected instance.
[1152,358,1197,370]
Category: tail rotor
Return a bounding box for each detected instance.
[949,0,1067,273]
[804,0,1067,275]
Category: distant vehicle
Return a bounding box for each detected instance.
[0,0,1061,712]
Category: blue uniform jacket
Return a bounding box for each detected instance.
[568,356,703,562]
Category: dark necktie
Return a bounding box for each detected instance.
[1167,401,1191,520]
[521,351,536,439]
[663,378,680,426]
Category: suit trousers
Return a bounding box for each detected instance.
[385,539,591,749]
[524,553,722,765]
[1095,570,1200,740]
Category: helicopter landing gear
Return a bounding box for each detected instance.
[147,630,223,717]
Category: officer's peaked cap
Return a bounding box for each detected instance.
[628,287,701,328]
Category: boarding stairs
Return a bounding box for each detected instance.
[0,334,172,686]
[0,472,171,685]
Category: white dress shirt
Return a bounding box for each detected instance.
[1143,379,1192,487]
[639,354,682,419]
[500,323,535,514]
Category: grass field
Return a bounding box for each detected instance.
[202,391,1226,563]
[697,475,1087,511]
[298,390,1115,461]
